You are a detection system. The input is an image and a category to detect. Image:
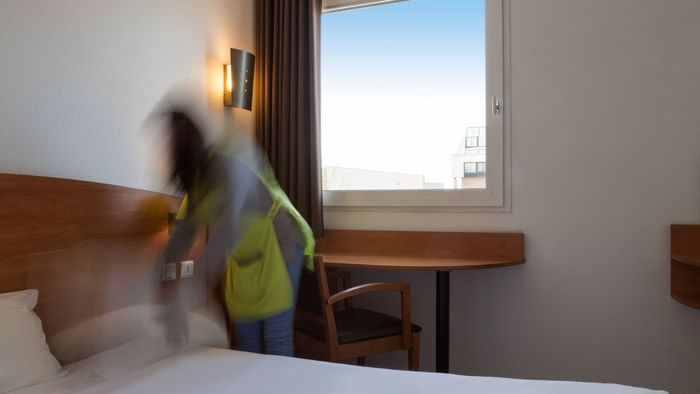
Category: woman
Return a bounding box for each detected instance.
[159,110,314,356]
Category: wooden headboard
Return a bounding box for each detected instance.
[0,174,207,363]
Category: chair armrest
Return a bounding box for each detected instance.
[327,282,408,306]
[327,282,413,349]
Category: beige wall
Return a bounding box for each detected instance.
[2,0,700,392]
[0,0,255,191]
[325,1,700,393]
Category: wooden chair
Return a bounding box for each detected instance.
[294,255,422,370]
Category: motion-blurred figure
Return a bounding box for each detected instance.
[158,110,314,356]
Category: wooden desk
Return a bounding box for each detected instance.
[316,230,525,373]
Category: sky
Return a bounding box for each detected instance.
[321,0,485,188]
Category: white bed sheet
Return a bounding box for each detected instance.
[9,337,173,394]
[13,345,666,394]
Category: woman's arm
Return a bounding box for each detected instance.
[199,155,256,283]
[159,210,197,266]
[158,155,255,346]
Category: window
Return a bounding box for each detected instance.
[321,0,507,209]
[464,162,486,176]
[465,127,486,148]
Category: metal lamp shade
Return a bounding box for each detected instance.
[224,48,255,110]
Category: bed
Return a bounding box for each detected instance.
[0,174,666,394]
[11,341,665,394]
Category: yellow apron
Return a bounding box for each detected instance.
[223,199,292,321]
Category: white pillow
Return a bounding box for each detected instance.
[0,289,63,393]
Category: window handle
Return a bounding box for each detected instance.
[492,96,502,116]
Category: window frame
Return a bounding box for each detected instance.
[321,0,511,212]
[322,0,410,13]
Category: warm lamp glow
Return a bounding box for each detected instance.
[223,64,233,107]
[225,64,233,93]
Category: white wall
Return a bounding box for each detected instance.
[326,1,700,393]
[2,0,699,392]
[0,0,255,191]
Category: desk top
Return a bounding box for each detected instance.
[319,253,524,271]
[315,229,525,272]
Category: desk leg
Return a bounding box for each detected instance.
[436,271,450,373]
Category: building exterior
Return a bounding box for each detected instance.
[322,166,441,190]
[451,126,486,189]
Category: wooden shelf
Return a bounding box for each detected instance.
[320,254,524,271]
[672,254,700,268]
[316,230,525,272]
[671,225,700,310]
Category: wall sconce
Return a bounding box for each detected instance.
[224,48,255,110]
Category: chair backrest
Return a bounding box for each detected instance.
[294,256,342,357]
[297,255,348,317]
[297,267,323,317]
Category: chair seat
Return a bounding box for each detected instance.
[295,308,422,345]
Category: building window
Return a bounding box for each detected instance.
[464,162,486,177]
[321,0,507,208]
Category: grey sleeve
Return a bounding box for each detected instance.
[158,202,197,266]
[199,157,256,281]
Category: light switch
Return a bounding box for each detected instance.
[180,260,194,279]
[161,263,177,282]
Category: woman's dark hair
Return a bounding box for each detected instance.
[167,110,207,193]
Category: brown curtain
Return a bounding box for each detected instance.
[255,0,324,237]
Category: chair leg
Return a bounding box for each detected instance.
[408,332,420,371]
[357,356,366,366]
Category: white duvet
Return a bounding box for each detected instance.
[11,342,666,394]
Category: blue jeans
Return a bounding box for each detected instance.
[233,244,303,356]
